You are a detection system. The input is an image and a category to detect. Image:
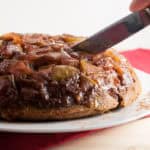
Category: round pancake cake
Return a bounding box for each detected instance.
[0,33,141,121]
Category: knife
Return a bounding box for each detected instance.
[72,8,150,53]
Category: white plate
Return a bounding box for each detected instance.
[0,69,150,133]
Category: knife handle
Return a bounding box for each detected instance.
[139,7,150,26]
[124,7,150,33]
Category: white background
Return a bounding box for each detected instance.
[0,0,149,50]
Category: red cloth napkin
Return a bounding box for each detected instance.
[122,49,150,73]
[0,49,150,150]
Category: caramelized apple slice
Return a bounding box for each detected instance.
[51,65,79,81]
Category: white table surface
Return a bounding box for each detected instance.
[0,1,150,149]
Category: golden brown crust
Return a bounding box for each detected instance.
[119,68,141,107]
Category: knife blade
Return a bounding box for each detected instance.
[72,8,150,53]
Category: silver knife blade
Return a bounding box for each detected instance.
[72,8,150,53]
